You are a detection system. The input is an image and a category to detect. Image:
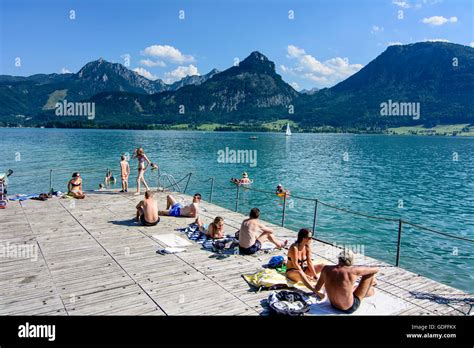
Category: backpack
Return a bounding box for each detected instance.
[268,290,312,316]
[268,256,285,268]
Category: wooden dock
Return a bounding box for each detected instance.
[0,190,472,316]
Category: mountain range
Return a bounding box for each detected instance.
[1,42,473,129]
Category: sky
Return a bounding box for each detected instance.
[1,0,473,90]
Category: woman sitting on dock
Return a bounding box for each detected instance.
[195,216,225,239]
[133,147,158,195]
[286,228,325,291]
[67,172,86,199]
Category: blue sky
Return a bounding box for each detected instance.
[1,0,472,90]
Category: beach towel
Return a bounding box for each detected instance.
[308,290,408,315]
[152,234,192,248]
[8,194,39,201]
[178,224,239,252]
[242,269,309,291]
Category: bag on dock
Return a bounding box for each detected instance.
[268,290,311,316]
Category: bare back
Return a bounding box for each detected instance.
[239,218,262,248]
[120,161,130,176]
[321,265,358,309]
[142,197,158,223]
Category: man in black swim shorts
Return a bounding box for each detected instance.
[313,250,378,314]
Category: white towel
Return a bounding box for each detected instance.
[153,234,193,247]
[157,247,187,254]
[260,242,275,251]
[308,291,408,315]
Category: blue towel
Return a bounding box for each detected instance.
[9,194,40,201]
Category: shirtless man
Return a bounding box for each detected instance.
[120,155,130,193]
[314,250,378,314]
[238,207,287,255]
[135,191,160,226]
[158,193,201,218]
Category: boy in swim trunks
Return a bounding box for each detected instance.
[135,191,160,226]
[120,155,130,193]
[313,250,378,314]
[158,193,201,218]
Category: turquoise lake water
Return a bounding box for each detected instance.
[0,128,473,292]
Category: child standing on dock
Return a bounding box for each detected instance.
[120,155,130,193]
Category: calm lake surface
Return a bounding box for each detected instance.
[1,128,473,292]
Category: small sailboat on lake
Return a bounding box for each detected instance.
[285,122,292,136]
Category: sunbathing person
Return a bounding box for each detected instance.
[159,193,201,218]
[135,190,160,226]
[286,228,325,291]
[238,207,287,255]
[313,250,379,314]
[196,216,225,239]
[67,173,85,199]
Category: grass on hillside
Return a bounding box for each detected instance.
[261,119,298,131]
[387,124,474,136]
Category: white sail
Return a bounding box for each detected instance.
[285,122,292,136]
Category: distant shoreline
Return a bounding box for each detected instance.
[1,123,474,137]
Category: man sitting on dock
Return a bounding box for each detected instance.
[238,207,288,255]
[135,191,160,226]
[158,193,201,218]
[313,250,378,314]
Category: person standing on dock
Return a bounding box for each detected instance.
[120,155,130,193]
[313,250,379,314]
[238,207,287,255]
[133,147,158,195]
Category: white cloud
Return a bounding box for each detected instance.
[282,45,363,87]
[387,41,403,46]
[393,0,443,9]
[140,59,166,68]
[371,25,384,34]
[392,0,411,8]
[290,82,300,90]
[61,68,71,74]
[133,67,158,80]
[469,42,474,48]
[422,16,457,26]
[164,64,199,83]
[424,38,450,42]
[141,45,195,64]
[287,45,306,58]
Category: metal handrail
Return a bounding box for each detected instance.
[181,172,474,268]
[16,167,472,268]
